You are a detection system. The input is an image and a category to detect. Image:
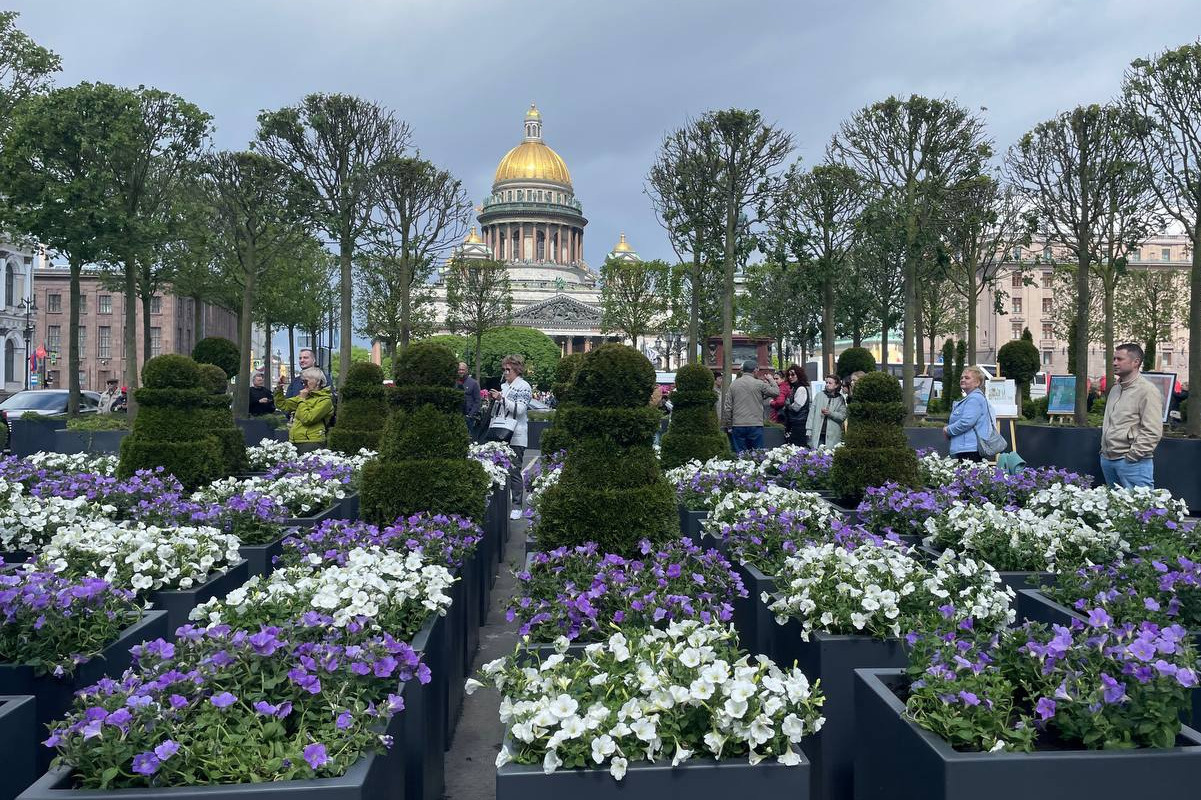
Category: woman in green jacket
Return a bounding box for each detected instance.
[275,366,334,444]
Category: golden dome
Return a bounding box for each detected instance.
[613,232,632,252]
[464,226,483,244]
[525,103,541,120]
[494,141,572,187]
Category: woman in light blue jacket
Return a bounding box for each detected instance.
[943,365,993,462]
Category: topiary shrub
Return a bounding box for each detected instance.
[660,363,729,470]
[998,332,1040,402]
[192,364,248,476]
[360,341,489,523]
[836,346,876,378]
[199,364,230,395]
[192,337,241,380]
[829,370,917,502]
[536,343,677,555]
[118,355,227,489]
[328,361,388,454]
[537,352,587,457]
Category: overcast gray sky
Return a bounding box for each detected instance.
[10,0,1201,267]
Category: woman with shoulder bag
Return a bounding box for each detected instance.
[486,354,532,519]
[782,364,811,447]
[943,365,1006,462]
[807,374,847,448]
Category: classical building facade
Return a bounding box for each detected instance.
[0,242,38,394]
[433,104,628,355]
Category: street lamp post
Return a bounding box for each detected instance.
[19,298,35,391]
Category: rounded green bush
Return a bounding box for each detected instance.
[554,353,587,386]
[395,342,459,388]
[536,481,678,554]
[853,371,902,403]
[559,405,662,446]
[192,337,240,379]
[199,364,229,395]
[674,363,715,392]
[345,360,385,387]
[537,425,573,458]
[390,386,463,415]
[377,405,470,461]
[571,344,654,409]
[836,346,877,378]
[141,354,202,390]
[360,458,489,523]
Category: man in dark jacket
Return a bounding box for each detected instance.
[458,361,482,434]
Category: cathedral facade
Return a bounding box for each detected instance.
[434,104,634,356]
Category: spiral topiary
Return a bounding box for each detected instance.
[537,352,587,457]
[660,363,729,470]
[360,342,489,523]
[536,343,677,555]
[328,361,389,455]
[118,355,227,489]
[830,370,917,502]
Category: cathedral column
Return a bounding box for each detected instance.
[565,336,573,355]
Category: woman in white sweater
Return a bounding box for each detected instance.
[807,375,848,448]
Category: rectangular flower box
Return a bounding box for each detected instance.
[443,567,471,751]
[21,683,411,800]
[0,550,33,566]
[496,738,810,800]
[854,667,1201,800]
[770,621,907,800]
[820,497,860,524]
[678,506,709,541]
[0,694,37,800]
[0,610,169,772]
[404,611,449,800]
[918,545,1053,593]
[280,503,343,529]
[337,492,360,521]
[149,561,250,638]
[730,561,777,657]
[236,535,288,579]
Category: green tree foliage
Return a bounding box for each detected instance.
[849,194,906,368]
[444,257,513,384]
[328,361,389,454]
[257,94,409,389]
[953,341,967,400]
[940,340,956,402]
[660,363,729,469]
[739,260,822,367]
[462,326,560,391]
[1114,267,1190,369]
[192,336,241,380]
[836,347,876,378]
[361,342,489,523]
[537,344,677,554]
[538,353,587,457]
[829,371,918,502]
[0,11,60,138]
[998,331,1040,402]
[599,257,671,350]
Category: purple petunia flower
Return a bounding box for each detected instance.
[131,752,160,776]
[303,743,329,769]
[1035,697,1056,721]
[209,691,237,709]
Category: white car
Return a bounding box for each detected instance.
[0,389,102,418]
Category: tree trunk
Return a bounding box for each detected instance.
[1188,220,1201,437]
[852,327,863,348]
[141,289,152,369]
[688,246,702,365]
[880,314,890,371]
[474,329,483,392]
[1074,254,1091,426]
[928,335,937,370]
[966,263,979,362]
[721,189,736,414]
[901,213,917,424]
[400,257,412,350]
[263,321,272,380]
[68,259,82,418]
[915,296,926,375]
[123,259,139,419]
[1103,276,1115,393]
[233,257,255,421]
[339,234,353,390]
[287,325,296,384]
[822,274,835,377]
[193,295,204,350]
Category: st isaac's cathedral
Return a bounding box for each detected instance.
[433,104,638,356]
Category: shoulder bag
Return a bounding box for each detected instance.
[973,393,1009,459]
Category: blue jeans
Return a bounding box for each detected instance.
[1100,456,1154,489]
[731,426,764,453]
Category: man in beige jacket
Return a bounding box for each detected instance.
[721,359,779,453]
[1100,342,1163,488]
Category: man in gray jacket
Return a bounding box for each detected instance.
[721,359,779,453]
[1100,342,1163,488]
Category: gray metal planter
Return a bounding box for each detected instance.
[404,611,449,800]
[0,694,36,800]
[280,503,343,529]
[918,545,1053,593]
[496,742,810,800]
[770,622,907,800]
[677,506,709,541]
[855,667,1201,800]
[149,561,250,638]
[730,561,777,656]
[337,493,360,521]
[237,535,289,579]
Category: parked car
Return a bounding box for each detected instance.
[0,389,102,419]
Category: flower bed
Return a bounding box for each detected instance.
[1027,484,1192,550]
[470,622,824,782]
[506,538,744,644]
[469,441,517,491]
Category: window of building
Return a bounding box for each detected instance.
[150,326,162,357]
[1042,323,1053,339]
[1163,247,1172,261]
[1043,350,1054,365]
[150,295,162,315]
[98,326,111,360]
[47,325,61,355]
[99,295,112,314]
[1011,273,1022,288]
[4,265,13,307]
[1042,297,1053,314]
[47,293,61,313]
[1012,246,1022,261]
[79,295,87,315]
[1042,246,1052,262]
[1012,297,1022,314]
[1012,323,1023,339]
[77,327,86,359]
[1164,352,1173,366]
[4,339,13,381]
[1042,272,1053,289]
[47,370,58,388]
[517,190,524,201]
[1129,249,1140,261]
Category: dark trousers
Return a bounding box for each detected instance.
[953,451,983,463]
[510,445,526,506]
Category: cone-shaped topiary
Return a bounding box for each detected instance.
[660,363,729,470]
[536,343,677,555]
[829,370,917,502]
[118,355,227,489]
[194,364,249,476]
[538,352,586,457]
[328,361,389,454]
[360,342,489,523]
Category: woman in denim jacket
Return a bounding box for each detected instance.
[942,365,992,462]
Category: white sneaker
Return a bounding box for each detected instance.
[509,509,522,520]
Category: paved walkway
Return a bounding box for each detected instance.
[443,453,534,800]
